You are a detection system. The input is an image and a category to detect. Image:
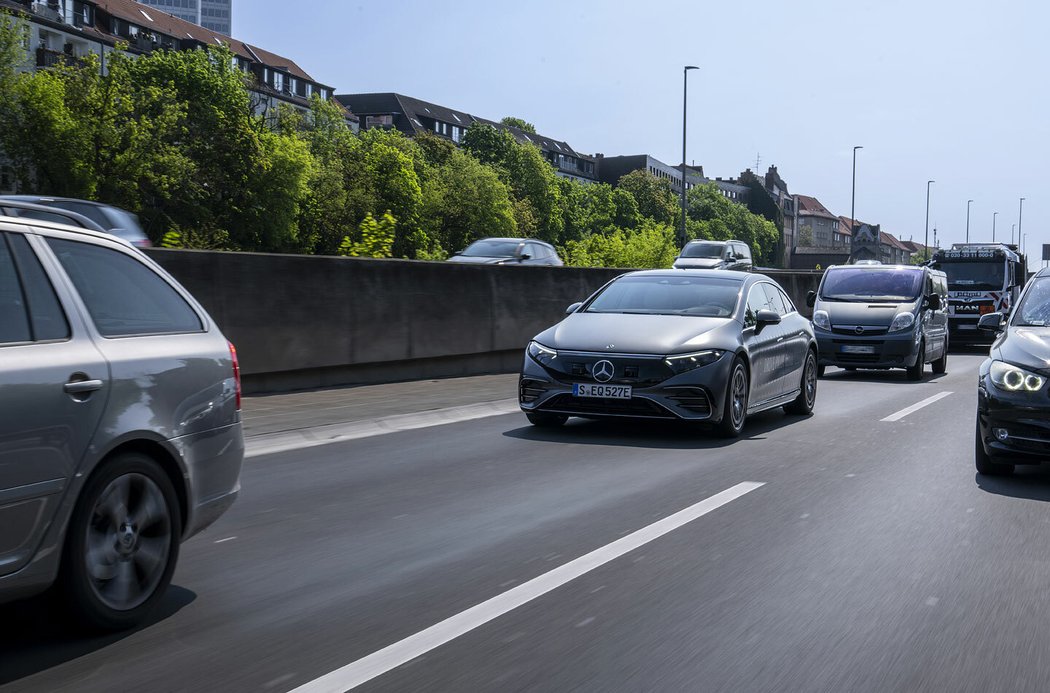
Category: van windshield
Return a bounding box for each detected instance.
[938,261,1006,291]
[680,242,724,259]
[819,267,924,303]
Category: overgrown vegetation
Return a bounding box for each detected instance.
[0,13,781,267]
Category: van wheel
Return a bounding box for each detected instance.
[906,341,925,381]
[932,338,948,374]
[716,358,749,438]
[61,452,181,631]
[975,415,1013,476]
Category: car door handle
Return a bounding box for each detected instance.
[64,379,104,394]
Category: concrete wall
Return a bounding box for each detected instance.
[145,249,822,393]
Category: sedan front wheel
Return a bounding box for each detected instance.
[716,358,749,438]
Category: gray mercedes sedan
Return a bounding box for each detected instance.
[519,270,817,436]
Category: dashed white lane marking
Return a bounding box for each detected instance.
[286,482,765,693]
[880,391,953,422]
[246,399,520,458]
[214,536,237,544]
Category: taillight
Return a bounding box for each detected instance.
[228,341,241,410]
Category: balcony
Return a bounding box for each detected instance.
[30,2,63,23]
[36,46,65,68]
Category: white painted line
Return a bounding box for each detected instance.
[286,482,765,693]
[245,399,520,458]
[880,391,953,422]
[214,536,237,544]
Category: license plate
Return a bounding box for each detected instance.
[573,383,632,399]
[841,345,875,354]
[957,324,977,330]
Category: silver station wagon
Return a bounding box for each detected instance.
[0,215,243,629]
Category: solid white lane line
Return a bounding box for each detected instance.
[286,482,765,693]
[880,391,953,422]
[245,399,520,458]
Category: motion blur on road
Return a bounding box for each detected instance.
[6,351,1050,692]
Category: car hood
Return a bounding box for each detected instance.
[994,327,1050,374]
[534,313,739,355]
[673,258,723,269]
[819,300,917,327]
[447,255,511,264]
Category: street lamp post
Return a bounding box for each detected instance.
[851,146,863,256]
[679,65,698,249]
[966,199,973,243]
[1018,197,1025,249]
[993,211,998,242]
[924,180,934,261]
[1012,224,1016,245]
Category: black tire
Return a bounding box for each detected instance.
[526,411,568,427]
[60,452,181,631]
[906,341,925,381]
[816,364,826,378]
[932,337,948,374]
[716,358,749,438]
[784,350,818,415]
[975,415,1014,476]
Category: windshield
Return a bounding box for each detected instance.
[585,275,741,317]
[680,242,725,259]
[1013,278,1050,326]
[462,240,521,257]
[938,261,1006,291]
[819,267,924,302]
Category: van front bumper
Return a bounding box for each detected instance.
[815,327,921,369]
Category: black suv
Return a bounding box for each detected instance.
[673,240,753,271]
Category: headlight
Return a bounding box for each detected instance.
[812,310,830,330]
[664,349,724,375]
[527,341,557,364]
[889,312,915,333]
[989,360,1045,392]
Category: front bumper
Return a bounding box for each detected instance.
[519,350,735,423]
[977,380,1050,464]
[949,316,994,343]
[815,327,921,369]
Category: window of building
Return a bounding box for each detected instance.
[273,71,284,92]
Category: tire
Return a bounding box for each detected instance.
[716,358,749,438]
[932,337,948,374]
[526,411,567,427]
[975,415,1014,476]
[784,350,818,415]
[906,341,925,381]
[60,452,181,631]
[816,364,826,378]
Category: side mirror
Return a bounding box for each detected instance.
[977,312,1005,332]
[925,294,942,311]
[806,291,816,308]
[756,309,782,329]
[566,302,583,315]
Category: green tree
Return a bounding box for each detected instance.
[686,182,780,264]
[339,211,396,258]
[617,169,679,226]
[562,220,678,269]
[500,116,536,134]
[462,122,516,167]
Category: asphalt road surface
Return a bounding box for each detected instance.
[6,353,1050,693]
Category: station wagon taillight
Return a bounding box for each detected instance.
[229,341,241,410]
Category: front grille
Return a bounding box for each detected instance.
[831,325,888,336]
[539,393,675,419]
[836,352,882,363]
[545,352,672,387]
[665,387,712,415]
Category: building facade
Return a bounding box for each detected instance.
[137,0,231,35]
[595,154,701,195]
[796,195,845,248]
[336,93,598,183]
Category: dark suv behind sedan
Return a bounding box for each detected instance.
[975,267,1050,475]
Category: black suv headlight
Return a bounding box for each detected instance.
[989,360,1046,392]
[664,350,724,375]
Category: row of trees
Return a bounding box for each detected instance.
[0,15,779,267]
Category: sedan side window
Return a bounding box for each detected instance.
[0,235,31,344]
[46,238,202,337]
[761,282,788,315]
[744,285,770,328]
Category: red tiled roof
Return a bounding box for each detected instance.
[796,194,838,220]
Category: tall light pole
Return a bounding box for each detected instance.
[1018,197,1025,249]
[1011,224,1016,245]
[966,199,973,243]
[679,65,698,249]
[924,180,934,261]
[993,211,998,242]
[851,145,863,256]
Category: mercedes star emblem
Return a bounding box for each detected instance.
[592,360,615,383]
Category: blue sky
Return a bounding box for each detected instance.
[238,0,1050,258]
